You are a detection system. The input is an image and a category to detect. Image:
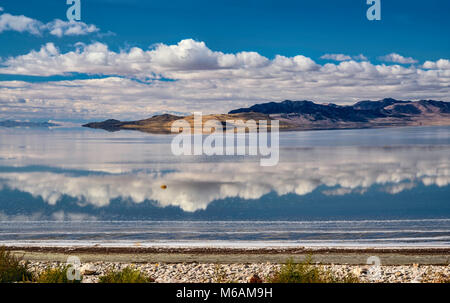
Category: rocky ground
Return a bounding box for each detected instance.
[26,261,450,283]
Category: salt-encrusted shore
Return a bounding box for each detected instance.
[26,261,450,283]
[6,246,450,265]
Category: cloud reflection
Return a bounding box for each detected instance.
[0,146,449,212]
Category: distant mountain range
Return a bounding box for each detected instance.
[83,98,450,133]
[0,120,59,128]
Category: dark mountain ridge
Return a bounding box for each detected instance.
[229,98,450,122]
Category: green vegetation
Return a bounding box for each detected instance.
[269,256,359,283]
[98,266,154,283]
[0,247,33,283]
[35,266,82,283]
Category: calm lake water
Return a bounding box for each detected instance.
[0,126,449,247]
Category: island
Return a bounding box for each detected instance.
[83,98,450,134]
[0,120,59,128]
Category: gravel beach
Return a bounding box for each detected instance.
[26,261,450,283]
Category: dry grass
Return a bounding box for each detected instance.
[269,256,359,283]
[99,266,154,283]
[35,266,82,283]
[0,247,33,283]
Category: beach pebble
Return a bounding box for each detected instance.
[80,264,98,275]
[24,261,450,283]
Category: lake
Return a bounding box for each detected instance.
[0,126,449,247]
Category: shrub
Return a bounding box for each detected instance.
[249,274,263,283]
[0,247,33,283]
[99,266,154,283]
[36,266,82,283]
[269,256,359,283]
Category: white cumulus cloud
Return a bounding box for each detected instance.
[321,54,368,62]
[0,8,99,36]
[423,59,450,70]
[353,54,368,61]
[46,19,99,37]
[379,53,418,64]
[0,12,42,35]
[321,54,352,61]
[0,39,449,120]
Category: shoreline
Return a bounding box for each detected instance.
[5,246,450,254]
[5,246,450,265]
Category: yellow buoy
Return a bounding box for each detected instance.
[161,184,167,190]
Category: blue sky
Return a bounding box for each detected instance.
[2,0,449,60]
[0,0,449,121]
